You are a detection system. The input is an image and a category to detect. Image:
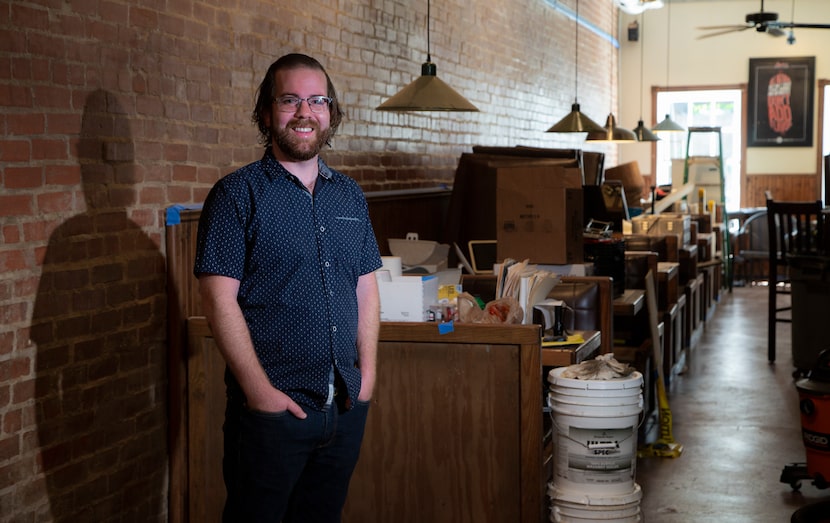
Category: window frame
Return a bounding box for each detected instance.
[651,85,747,211]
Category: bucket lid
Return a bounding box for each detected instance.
[796,378,830,395]
[549,367,643,390]
[548,390,643,406]
[547,482,642,506]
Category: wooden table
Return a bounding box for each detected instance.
[614,288,645,316]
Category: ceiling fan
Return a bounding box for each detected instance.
[697,0,830,43]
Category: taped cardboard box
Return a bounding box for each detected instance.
[445,152,581,258]
[496,165,584,265]
[631,213,691,245]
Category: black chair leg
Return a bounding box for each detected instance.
[768,280,776,362]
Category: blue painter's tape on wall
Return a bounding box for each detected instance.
[165,204,203,226]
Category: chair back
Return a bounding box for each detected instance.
[765,196,824,263]
[737,210,769,255]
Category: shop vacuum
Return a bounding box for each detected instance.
[781,349,830,491]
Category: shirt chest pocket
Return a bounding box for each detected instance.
[329,216,364,264]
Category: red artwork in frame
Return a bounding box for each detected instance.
[748,56,815,147]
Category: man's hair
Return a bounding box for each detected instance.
[252,53,344,147]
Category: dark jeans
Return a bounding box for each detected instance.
[222,395,370,523]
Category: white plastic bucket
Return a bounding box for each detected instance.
[548,367,644,495]
[548,482,642,522]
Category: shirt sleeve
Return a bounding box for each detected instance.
[193,180,248,281]
[356,189,383,276]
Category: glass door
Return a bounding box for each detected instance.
[655,89,743,212]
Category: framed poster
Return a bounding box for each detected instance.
[747,56,815,147]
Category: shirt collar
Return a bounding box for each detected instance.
[261,148,335,183]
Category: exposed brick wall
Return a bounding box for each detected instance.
[0,0,618,520]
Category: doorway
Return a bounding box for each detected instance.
[654,88,744,212]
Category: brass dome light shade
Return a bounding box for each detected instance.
[376,0,478,112]
[634,119,660,141]
[653,113,685,132]
[376,60,479,112]
[547,102,605,133]
[586,113,638,142]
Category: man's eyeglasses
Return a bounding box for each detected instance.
[273,95,332,113]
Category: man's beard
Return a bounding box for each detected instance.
[273,119,332,162]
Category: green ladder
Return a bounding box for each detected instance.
[682,126,732,292]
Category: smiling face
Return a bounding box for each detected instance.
[265,66,333,163]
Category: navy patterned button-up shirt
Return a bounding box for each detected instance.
[194,149,382,410]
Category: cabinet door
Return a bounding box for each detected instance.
[343,340,523,523]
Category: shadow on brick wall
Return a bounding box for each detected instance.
[30,89,168,521]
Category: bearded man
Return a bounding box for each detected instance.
[194,53,382,523]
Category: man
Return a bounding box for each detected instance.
[194,53,382,522]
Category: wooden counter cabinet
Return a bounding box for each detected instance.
[343,322,548,523]
[185,318,550,523]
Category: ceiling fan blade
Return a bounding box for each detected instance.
[698,24,752,30]
[773,22,830,30]
[697,26,752,39]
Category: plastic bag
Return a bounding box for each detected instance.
[457,292,524,324]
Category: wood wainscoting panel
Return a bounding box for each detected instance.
[365,187,452,255]
[166,207,204,523]
[641,173,819,209]
[744,174,819,207]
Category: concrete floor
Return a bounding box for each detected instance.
[635,285,830,523]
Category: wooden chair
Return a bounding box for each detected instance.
[732,210,768,284]
[765,193,824,363]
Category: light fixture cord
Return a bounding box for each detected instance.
[665,0,671,88]
[609,26,614,113]
[427,0,432,63]
[639,14,644,118]
[574,0,579,102]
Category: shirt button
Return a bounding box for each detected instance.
[332,325,337,332]
[320,226,325,232]
[325,261,331,268]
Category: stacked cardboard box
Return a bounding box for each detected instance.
[445,147,590,266]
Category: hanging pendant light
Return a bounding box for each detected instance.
[548,102,605,133]
[652,0,685,133]
[634,119,660,141]
[631,13,659,142]
[376,0,478,112]
[547,0,604,133]
[653,114,685,132]
[587,113,638,142]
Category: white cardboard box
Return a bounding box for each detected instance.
[377,274,439,322]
